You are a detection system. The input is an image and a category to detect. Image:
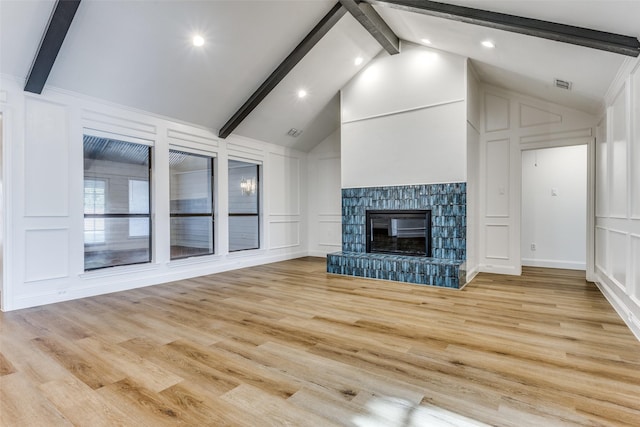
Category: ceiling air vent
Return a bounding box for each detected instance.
[287,128,303,137]
[554,78,572,90]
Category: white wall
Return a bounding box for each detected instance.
[341,42,467,188]
[307,129,341,257]
[594,57,640,340]
[478,85,596,276]
[521,145,587,270]
[0,76,307,311]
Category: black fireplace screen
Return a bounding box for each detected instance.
[366,210,431,257]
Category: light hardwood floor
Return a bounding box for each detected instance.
[1,257,639,426]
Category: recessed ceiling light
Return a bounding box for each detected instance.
[421,38,432,45]
[297,89,307,98]
[481,40,495,48]
[192,35,205,47]
[354,56,364,66]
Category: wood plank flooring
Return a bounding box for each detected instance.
[1,257,639,426]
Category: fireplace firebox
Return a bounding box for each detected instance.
[366,210,431,257]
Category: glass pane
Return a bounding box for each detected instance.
[84,218,105,244]
[84,179,106,214]
[169,150,214,260]
[84,217,150,270]
[170,216,214,259]
[229,216,259,251]
[129,179,149,214]
[228,160,258,214]
[84,136,150,215]
[169,150,213,214]
[129,217,149,237]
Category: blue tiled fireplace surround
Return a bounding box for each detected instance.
[327,183,467,288]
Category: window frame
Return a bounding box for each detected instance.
[169,149,215,260]
[83,132,153,271]
[228,159,261,253]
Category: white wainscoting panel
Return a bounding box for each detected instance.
[632,234,640,300]
[317,218,342,247]
[167,127,218,152]
[25,98,69,217]
[484,94,510,132]
[83,109,156,138]
[485,225,509,260]
[595,226,608,274]
[519,103,562,128]
[596,136,608,217]
[632,69,640,218]
[609,229,628,290]
[269,221,300,249]
[610,88,628,218]
[317,157,341,215]
[485,139,510,217]
[268,152,300,215]
[25,229,69,282]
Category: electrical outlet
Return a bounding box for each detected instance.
[530,243,536,251]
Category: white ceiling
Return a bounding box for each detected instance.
[1,0,638,151]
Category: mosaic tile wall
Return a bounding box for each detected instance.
[327,252,465,288]
[327,183,467,289]
[341,183,466,260]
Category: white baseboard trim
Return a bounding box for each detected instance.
[594,274,640,342]
[307,250,336,257]
[8,251,309,311]
[522,258,586,270]
[478,264,521,276]
[466,266,479,283]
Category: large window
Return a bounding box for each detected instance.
[83,135,151,270]
[169,150,214,259]
[228,159,260,252]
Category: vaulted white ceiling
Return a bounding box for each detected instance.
[1,0,638,151]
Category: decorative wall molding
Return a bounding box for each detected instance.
[595,276,640,341]
[484,138,510,218]
[269,221,301,249]
[519,103,562,128]
[82,109,157,137]
[484,224,509,260]
[341,98,464,125]
[484,93,510,132]
[167,128,218,150]
[24,228,70,283]
[519,127,592,146]
[25,98,69,217]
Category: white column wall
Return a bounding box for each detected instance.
[595,58,640,340]
[0,77,307,311]
[466,61,481,281]
[307,128,341,257]
[478,85,596,276]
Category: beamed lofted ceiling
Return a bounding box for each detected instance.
[1,0,639,152]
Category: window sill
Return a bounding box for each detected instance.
[79,262,158,279]
[167,254,221,268]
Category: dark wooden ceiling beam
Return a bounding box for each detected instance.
[340,0,399,55]
[24,0,82,94]
[366,0,640,57]
[218,3,347,139]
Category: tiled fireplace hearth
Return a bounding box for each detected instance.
[327,183,467,288]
